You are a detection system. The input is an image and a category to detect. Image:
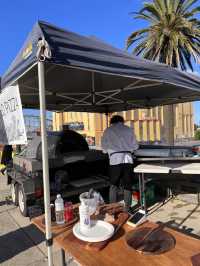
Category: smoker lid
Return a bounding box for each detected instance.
[20,130,89,160]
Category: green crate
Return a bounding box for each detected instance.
[131,182,156,207]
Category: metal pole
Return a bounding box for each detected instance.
[92,72,95,104]
[142,173,147,216]
[61,249,66,266]
[172,104,175,145]
[38,61,53,266]
[138,174,142,209]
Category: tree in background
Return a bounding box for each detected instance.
[194,123,199,130]
[126,0,200,71]
[195,129,200,140]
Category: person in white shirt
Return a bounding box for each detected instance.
[101,115,138,210]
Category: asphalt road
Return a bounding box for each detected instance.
[0,174,77,266]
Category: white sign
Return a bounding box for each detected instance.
[0,84,27,145]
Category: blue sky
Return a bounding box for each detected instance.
[0,0,199,123]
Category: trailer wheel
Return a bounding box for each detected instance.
[18,185,28,217]
[10,182,18,206]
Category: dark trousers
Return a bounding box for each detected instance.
[109,164,133,210]
[109,185,132,210]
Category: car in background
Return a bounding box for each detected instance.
[192,143,200,156]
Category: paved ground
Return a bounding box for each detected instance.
[0,174,77,266]
[148,197,200,238]
[0,173,200,266]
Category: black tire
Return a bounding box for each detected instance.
[10,182,18,206]
[18,185,28,217]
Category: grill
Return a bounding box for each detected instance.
[8,130,109,212]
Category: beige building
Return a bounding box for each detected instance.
[53,103,194,146]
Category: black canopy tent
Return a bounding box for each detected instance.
[2,21,200,112]
[2,21,200,266]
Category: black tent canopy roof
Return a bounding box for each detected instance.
[1,20,200,112]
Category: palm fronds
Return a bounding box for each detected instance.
[127,0,200,71]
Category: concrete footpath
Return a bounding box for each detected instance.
[0,174,77,266]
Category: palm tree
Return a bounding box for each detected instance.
[126,0,200,71]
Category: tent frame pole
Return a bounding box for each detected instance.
[38,61,54,266]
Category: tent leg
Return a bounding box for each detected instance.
[38,61,53,266]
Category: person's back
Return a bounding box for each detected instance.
[101,115,138,210]
[102,119,138,165]
[103,122,136,150]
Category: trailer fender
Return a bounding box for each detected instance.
[21,179,35,197]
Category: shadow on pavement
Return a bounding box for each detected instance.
[0,224,44,264]
[157,220,200,241]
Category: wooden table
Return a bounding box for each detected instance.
[32,215,72,236]
[32,216,200,266]
[55,221,200,266]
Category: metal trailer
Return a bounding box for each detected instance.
[7,130,109,217]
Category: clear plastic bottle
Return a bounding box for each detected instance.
[55,194,65,225]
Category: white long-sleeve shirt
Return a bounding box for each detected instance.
[101,122,138,165]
